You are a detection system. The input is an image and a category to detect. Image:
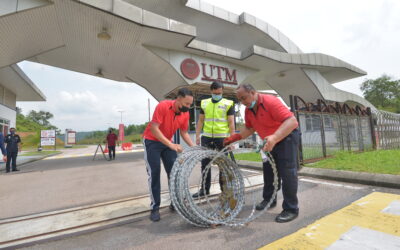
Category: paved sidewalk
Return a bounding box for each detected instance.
[238,160,400,189]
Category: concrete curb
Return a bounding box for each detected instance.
[238,160,400,189]
[18,152,63,166]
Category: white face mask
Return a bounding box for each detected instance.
[211,94,222,101]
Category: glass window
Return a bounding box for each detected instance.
[305,115,312,131]
[312,115,321,131]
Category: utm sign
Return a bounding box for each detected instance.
[180,58,237,85]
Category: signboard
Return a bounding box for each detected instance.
[41,130,56,138]
[40,129,56,146]
[180,58,237,85]
[41,138,56,146]
[67,131,76,144]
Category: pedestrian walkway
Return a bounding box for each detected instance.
[261,192,400,249]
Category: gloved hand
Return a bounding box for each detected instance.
[223,134,242,146]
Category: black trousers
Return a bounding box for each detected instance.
[108,146,116,159]
[6,151,18,172]
[262,129,300,213]
[143,139,177,211]
[200,136,226,192]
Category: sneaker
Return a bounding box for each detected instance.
[169,203,175,212]
[255,199,277,211]
[192,190,210,198]
[149,209,160,222]
[12,169,19,172]
[275,210,298,223]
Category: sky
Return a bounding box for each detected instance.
[17,0,400,132]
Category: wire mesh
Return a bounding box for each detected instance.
[169,142,278,227]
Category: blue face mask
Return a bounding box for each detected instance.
[249,100,257,109]
[211,94,222,101]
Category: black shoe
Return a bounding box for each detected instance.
[12,169,19,172]
[256,199,277,211]
[6,170,10,173]
[150,210,160,222]
[169,203,175,212]
[275,210,298,223]
[192,190,210,198]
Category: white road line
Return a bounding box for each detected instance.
[300,177,364,190]
[240,168,261,174]
[44,149,144,160]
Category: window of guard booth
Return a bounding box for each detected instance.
[0,117,10,134]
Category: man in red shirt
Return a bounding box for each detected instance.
[143,88,195,222]
[106,128,119,160]
[224,83,300,223]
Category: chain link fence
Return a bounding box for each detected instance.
[297,112,373,162]
[292,96,376,163]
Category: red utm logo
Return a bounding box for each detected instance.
[180,58,200,80]
[180,58,238,85]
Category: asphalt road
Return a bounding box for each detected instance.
[19,176,400,249]
[0,150,254,219]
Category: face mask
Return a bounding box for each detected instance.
[179,106,190,112]
[249,100,256,109]
[10,131,15,135]
[211,94,222,101]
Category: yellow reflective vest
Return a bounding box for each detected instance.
[201,98,234,138]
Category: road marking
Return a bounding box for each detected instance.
[240,168,261,174]
[299,177,364,190]
[259,192,400,249]
[382,200,400,216]
[44,149,144,160]
[326,226,400,250]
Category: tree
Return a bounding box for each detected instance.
[27,110,54,126]
[16,107,22,115]
[360,74,400,113]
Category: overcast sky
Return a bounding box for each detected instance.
[17,0,400,132]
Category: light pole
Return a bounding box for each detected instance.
[117,110,125,123]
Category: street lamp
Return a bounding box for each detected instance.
[117,110,125,123]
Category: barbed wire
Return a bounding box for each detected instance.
[169,140,278,227]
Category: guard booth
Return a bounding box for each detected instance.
[166,83,240,146]
[167,82,266,148]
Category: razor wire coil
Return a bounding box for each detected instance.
[169,140,278,227]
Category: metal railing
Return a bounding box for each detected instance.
[374,110,400,150]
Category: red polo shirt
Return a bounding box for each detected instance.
[106,133,118,146]
[143,100,189,142]
[245,94,295,138]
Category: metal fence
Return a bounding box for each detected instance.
[374,110,400,150]
[291,96,375,163]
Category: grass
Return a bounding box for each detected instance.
[307,150,400,175]
[21,151,61,156]
[234,152,262,162]
[235,149,400,175]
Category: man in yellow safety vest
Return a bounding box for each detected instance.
[192,81,235,198]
